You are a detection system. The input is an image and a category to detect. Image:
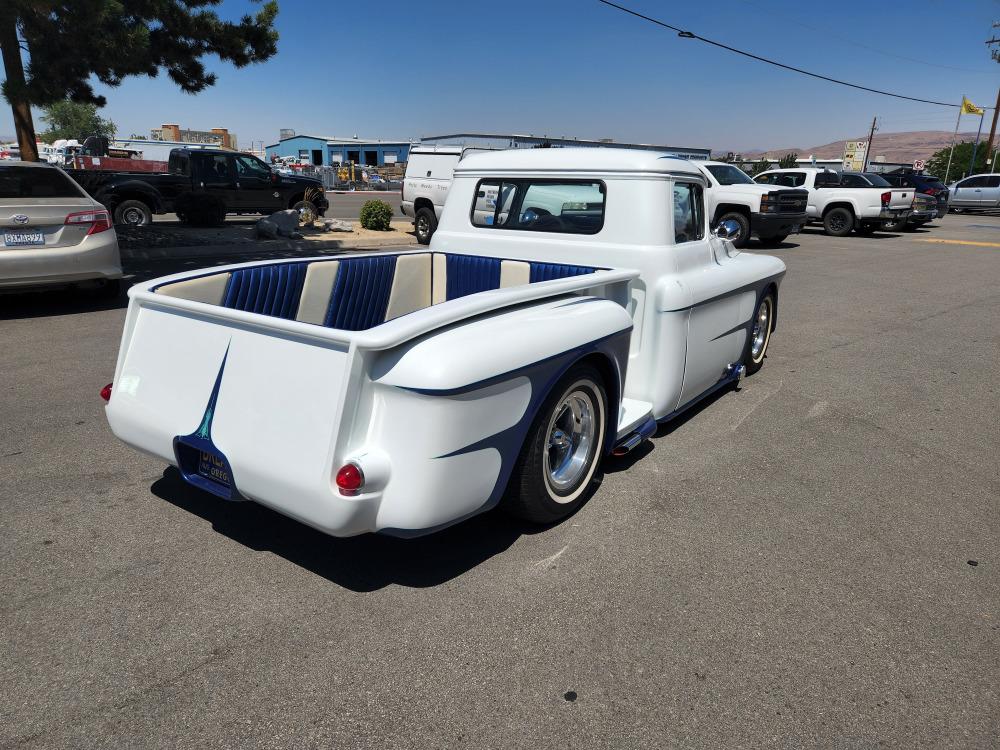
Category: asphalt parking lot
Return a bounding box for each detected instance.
[1,214,998,748]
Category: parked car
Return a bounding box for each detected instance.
[695,161,807,247]
[401,145,491,244]
[947,174,1000,212]
[66,148,328,227]
[884,192,937,231]
[0,160,122,295]
[880,169,949,218]
[755,168,912,236]
[103,148,786,538]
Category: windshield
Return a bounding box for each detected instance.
[862,173,892,187]
[705,164,755,185]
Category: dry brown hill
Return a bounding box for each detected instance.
[728,130,985,162]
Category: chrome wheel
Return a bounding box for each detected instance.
[294,201,317,225]
[544,389,596,498]
[750,296,772,363]
[416,214,430,237]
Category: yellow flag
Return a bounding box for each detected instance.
[962,96,984,115]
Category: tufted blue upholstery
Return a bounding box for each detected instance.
[445,254,502,300]
[529,262,596,283]
[324,255,398,331]
[222,263,307,319]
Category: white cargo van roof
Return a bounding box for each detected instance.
[455,147,704,178]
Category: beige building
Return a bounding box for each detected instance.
[150,123,236,149]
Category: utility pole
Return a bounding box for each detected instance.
[862,116,878,172]
[983,25,1000,170]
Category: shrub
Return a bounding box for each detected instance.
[359,199,393,231]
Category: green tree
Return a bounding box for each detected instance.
[925,140,993,182]
[0,1,278,161]
[748,156,774,177]
[40,100,116,142]
[778,152,798,169]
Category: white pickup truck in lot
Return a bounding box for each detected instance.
[104,149,786,538]
[755,167,912,236]
[696,161,808,248]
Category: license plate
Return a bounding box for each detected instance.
[197,450,231,488]
[3,230,44,247]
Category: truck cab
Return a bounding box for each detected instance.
[105,148,786,537]
[694,160,807,248]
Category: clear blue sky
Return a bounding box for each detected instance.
[3,0,1000,151]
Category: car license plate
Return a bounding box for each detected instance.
[197,450,231,488]
[3,230,44,247]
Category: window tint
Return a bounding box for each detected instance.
[0,166,84,198]
[470,180,605,234]
[987,176,1000,188]
[861,173,892,187]
[705,164,754,185]
[814,172,841,187]
[960,176,989,188]
[840,174,869,188]
[922,176,943,185]
[759,171,806,187]
[673,182,704,243]
[235,155,270,179]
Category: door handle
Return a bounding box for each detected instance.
[974,189,982,192]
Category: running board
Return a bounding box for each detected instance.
[657,363,745,425]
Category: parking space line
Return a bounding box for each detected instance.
[916,238,1000,248]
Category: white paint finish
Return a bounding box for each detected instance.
[107,148,787,537]
[500,259,530,288]
[385,253,431,320]
[431,253,447,304]
[155,273,230,305]
[295,260,339,324]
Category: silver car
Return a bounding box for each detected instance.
[0,161,122,294]
[948,173,1000,212]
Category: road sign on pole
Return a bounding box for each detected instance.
[913,159,925,171]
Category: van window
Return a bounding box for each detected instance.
[470,179,606,234]
[673,182,704,243]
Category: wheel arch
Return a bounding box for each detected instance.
[763,282,779,332]
[822,201,856,217]
[713,203,752,224]
[413,197,435,215]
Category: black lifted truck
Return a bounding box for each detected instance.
[66,148,328,227]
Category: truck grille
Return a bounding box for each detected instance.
[773,189,808,212]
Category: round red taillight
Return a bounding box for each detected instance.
[100,382,113,402]
[335,463,364,494]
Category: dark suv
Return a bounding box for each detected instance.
[880,169,948,218]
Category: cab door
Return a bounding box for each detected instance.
[192,153,238,207]
[233,154,280,211]
[671,181,744,408]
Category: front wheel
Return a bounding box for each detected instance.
[823,207,854,237]
[717,211,750,248]
[292,200,318,226]
[502,364,607,524]
[414,207,437,245]
[743,292,775,376]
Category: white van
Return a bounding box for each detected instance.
[401,145,489,244]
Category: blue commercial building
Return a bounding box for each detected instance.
[265,134,411,167]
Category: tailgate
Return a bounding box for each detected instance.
[889,189,912,210]
[106,298,355,501]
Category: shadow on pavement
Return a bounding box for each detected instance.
[0,283,127,320]
[151,467,533,591]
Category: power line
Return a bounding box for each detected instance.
[597,0,994,110]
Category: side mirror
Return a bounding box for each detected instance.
[713,219,741,241]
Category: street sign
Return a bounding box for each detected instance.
[843,140,867,171]
[913,159,925,171]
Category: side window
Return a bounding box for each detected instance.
[235,155,270,180]
[470,180,606,234]
[755,173,778,185]
[987,176,1000,188]
[839,174,868,188]
[959,176,987,188]
[203,155,231,181]
[673,182,705,243]
[815,172,840,188]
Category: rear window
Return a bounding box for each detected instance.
[922,176,943,185]
[0,166,84,199]
[471,179,606,234]
[862,173,892,187]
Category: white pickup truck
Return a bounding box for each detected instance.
[104,148,786,538]
[755,168,912,236]
[696,161,808,248]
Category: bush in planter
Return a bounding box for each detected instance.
[359,199,393,231]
